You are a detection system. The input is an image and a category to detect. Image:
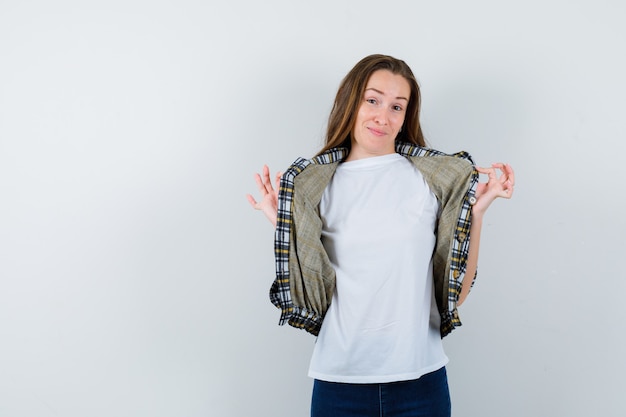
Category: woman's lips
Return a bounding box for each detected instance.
[368,127,386,136]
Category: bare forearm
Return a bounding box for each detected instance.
[457,162,515,307]
[458,212,483,306]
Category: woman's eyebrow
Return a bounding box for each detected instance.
[365,87,408,101]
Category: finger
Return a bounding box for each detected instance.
[491,163,512,186]
[246,194,259,209]
[274,171,282,191]
[505,163,515,186]
[262,165,273,191]
[476,166,497,181]
[502,172,515,198]
[492,162,512,171]
[491,162,507,185]
[475,166,494,175]
[498,164,515,187]
[254,173,267,194]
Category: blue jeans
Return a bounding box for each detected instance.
[311,367,451,417]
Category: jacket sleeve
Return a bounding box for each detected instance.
[410,152,478,337]
[434,153,478,337]
[269,160,336,336]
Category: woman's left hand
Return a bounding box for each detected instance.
[472,163,515,216]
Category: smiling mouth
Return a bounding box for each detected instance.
[368,127,386,136]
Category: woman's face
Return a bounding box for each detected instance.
[348,70,410,161]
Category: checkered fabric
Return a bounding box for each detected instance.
[270,142,478,337]
[395,143,478,335]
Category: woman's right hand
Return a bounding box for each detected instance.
[246,165,281,227]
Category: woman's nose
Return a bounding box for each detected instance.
[373,108,388,125]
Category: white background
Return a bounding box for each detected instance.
[1,1,624,416]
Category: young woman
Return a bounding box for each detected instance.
[247,54,514,417]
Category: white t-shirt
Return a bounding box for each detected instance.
[308,153,448,383]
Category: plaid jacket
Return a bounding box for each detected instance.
[270,142,479,338]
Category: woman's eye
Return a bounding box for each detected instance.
[393,105,403,111]
[366,98,377,104]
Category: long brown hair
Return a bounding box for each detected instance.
[317,54,426,156]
